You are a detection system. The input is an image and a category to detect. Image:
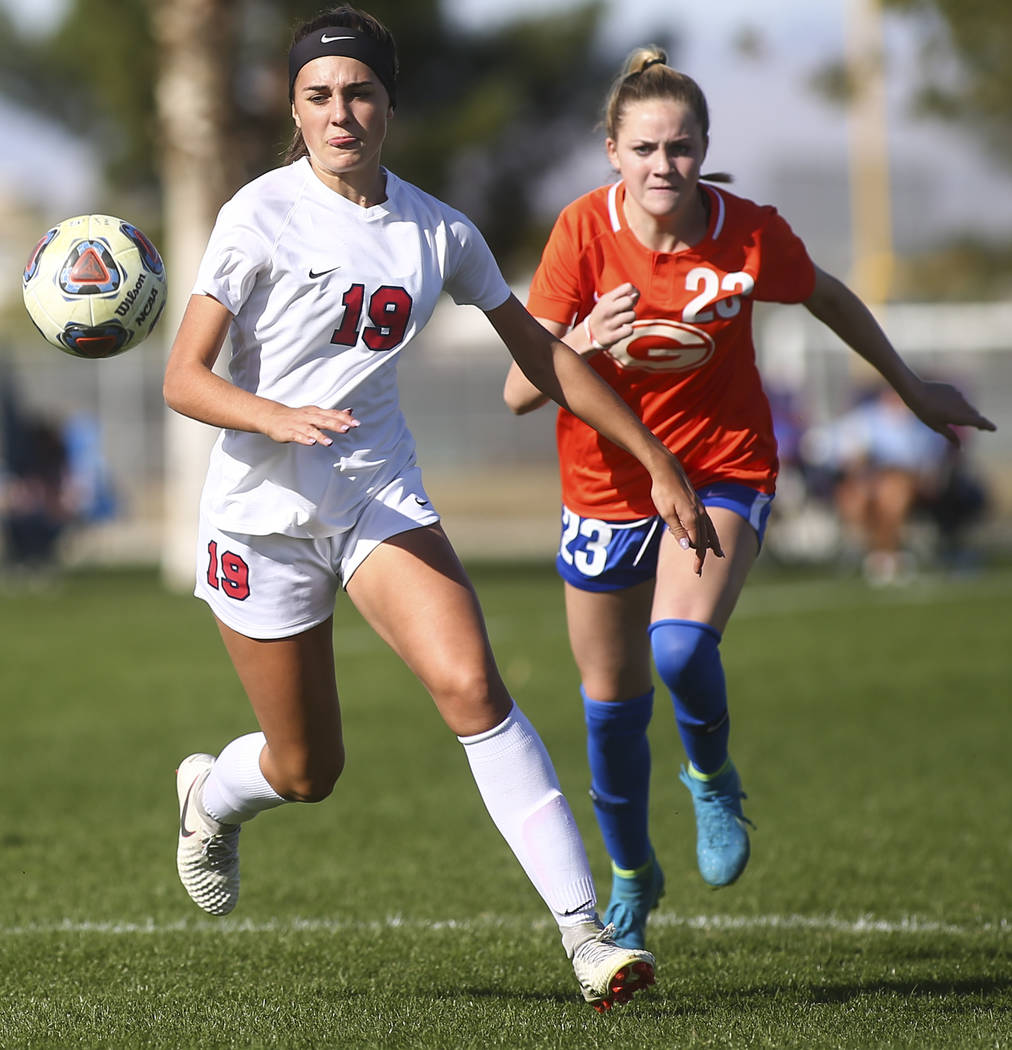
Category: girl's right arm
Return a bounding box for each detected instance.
[163,293,358,446]
[503,283,640,415]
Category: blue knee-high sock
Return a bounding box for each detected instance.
[649,619,730,776]
[582,686,653,870]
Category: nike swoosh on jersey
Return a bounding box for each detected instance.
[180,780,199,838]
[320,33,354,43]
[308,266,341,278]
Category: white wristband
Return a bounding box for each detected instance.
[583,317,606,352]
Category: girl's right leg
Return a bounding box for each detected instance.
[178,518,349,914]
[563,580,663,949]
[211,615,345,803]
[176,616,345,916]
[564,580,655,868]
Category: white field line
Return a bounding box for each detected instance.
[1,913,1006,937]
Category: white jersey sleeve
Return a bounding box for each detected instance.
[192,198,272,316]
[442,211,511,312]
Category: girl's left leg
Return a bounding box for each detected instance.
[651,508,760,887]
[345,524,593,914]
[346,524,655,1007]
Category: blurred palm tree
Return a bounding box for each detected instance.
[1,0,622,276]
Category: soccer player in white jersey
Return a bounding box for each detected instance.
[163,5,722,1011]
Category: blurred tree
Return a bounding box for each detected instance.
[892,236,1012,302]
[811,0,1012,170]
[153,0,239,589]
[0,0,621,276]
[807,0,1012,300]
[879,0,1012,166]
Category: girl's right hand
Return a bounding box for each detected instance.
[585,283,640,352]
[260,404,360,446]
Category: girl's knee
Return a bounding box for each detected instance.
[430,668,513,736]
[270,743,346,803]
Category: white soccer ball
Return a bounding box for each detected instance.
[22,213,167,359]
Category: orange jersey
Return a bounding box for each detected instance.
[527,182,816,519]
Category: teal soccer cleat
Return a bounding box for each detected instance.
[602,851,665,949]
[679,760,754,887]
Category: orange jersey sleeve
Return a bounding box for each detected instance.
[527,183,816,519]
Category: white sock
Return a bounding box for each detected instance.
[201,732,287,825]
[458,702,597,927]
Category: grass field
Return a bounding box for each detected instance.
[0,559,1009,1049]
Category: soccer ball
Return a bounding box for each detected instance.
[22,213,167,359]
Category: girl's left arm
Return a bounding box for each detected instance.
[803,266,996,443]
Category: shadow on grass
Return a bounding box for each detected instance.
[808,974,1012,1006]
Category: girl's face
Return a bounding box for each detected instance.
[291,55,392,197]
[606,98,708,223]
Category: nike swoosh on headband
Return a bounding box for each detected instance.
[320,33,355,43]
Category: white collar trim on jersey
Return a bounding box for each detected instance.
[704,184,727,239]
[607,179,728,242]
[607,180,623,232]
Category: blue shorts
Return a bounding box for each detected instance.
[556,482,774,593]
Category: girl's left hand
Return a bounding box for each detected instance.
[649,457,724,575]
[906,380,996,444]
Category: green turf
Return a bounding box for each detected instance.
[0,562,1009,1048]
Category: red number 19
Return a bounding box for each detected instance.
[330,283,413,352]
[206,540,251,601]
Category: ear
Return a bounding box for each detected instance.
[291,102,301,129]
[605,138,621,174]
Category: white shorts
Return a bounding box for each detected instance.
[194,467,440,639]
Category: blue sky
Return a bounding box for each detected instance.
[446,0,1012,271]
[3,0,1012,272]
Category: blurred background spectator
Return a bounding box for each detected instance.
[801,384,988,583]
[1,372,117,582]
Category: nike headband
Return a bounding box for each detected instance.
[288,27,397,107]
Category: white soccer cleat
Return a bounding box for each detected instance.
[175,753,240,916]
[566,921,656,1011]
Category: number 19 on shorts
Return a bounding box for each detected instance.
[206,540,251,601]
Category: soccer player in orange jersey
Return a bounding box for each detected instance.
[504,46,995,949]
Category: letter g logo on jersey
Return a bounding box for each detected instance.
[607,319,715,373]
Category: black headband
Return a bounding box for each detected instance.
[288,27,397,107]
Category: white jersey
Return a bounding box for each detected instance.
[193,157,511,537]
